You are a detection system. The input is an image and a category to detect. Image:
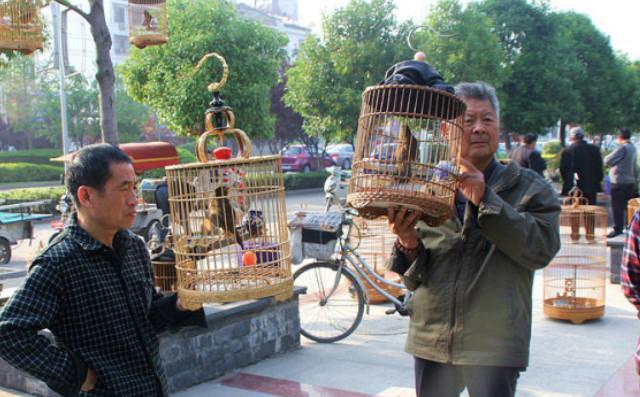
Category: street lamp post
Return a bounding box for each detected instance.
[51,2,70,172]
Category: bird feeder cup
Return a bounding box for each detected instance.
[165,53,292,309]
[128,0,168,49]
[0,0,43,54]
[347,84,466,226]
[543,189,608,324]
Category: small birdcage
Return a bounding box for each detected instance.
[544,189,608,324]
[349,217,403,304]
[0,0,43,54]
[628,198,640,227]
[347,63,465,226]
[165,53,292,309]
[128,0,168,49]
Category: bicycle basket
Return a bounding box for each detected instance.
[289,211,342,263]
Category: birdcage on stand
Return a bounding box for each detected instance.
[347,217,403,304]
[0,0,43,54]
[544,189,608,324]
[128,0,168,49]
[165,53,292,310]
[347,63,466,226]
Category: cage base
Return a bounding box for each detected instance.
[129,34,168,49]
[0,39,41,55]
[348,192,451,226]
[361,267,403,304]
[177,276,294,307]
[543,297,604,324]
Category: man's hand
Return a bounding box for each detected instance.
[387,207,421,248]
[80,368,96,392]
[176,297,202,312]
[457,158,486,206]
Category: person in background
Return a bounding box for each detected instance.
[560,126,603,205]
[509,132,547,176]
[387,81,560,397]
[605,127,637,237]
[0,144,205,396]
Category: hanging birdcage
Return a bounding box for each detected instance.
[0,0,43,54]
[347,63,465,226]
[544,189,608,324]
[128,0,168,49]
[165,53,292,309]
[349,217,403,304]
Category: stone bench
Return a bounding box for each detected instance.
[0,288,302,396]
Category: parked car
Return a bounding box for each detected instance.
[326,143,354,169]
[280,145,334,172]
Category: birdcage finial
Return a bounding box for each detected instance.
[190,52,229,93]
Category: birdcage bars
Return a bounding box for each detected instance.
[0,0,43,54]
[166,156,292,307]
[544,193,608,324]
[348,84,465,226]
[152,259,176,292]
[349,217,403,304]
[128,0,168,49]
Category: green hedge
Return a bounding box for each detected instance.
[0,186,65,202]
[0,149,62,165]
[0,163,64,183]
[284,171,329,190]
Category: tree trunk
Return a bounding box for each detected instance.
[559,119,566,148]
[87,0,118,145]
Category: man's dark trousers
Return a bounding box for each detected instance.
[414,357,522,397]
[611,183,636,233]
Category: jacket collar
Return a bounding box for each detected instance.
[67,213,131,253]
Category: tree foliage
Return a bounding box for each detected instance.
[413,0,506,87]
[285,0,412,144]
[119,0,286,140]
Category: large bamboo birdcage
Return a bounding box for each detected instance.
[544,189,608,324]
[0,0,43,54]
[348,217,403,304]
[347,65,466,226]
[128,0,168,49]
[165,53,292,309]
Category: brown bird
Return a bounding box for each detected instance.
[203,186,244,248]
[142,10,154,31]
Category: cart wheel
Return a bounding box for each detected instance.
[0,238,11,264]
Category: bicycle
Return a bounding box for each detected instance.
[292,206,412,343]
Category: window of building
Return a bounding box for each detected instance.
[114,35,129,55]
[113,6,126,24]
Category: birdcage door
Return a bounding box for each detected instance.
[0,0,43,54]
[128,0,168,49]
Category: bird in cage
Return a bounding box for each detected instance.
[203,186,244,248]
[242,209,265,238]
[142,10,155,31]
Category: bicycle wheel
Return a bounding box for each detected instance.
[294,261,365,343]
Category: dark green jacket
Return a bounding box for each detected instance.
[388,161,560,368]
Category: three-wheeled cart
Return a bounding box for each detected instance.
[0,200,51,264]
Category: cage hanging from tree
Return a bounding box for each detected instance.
[0,0,43,54]
[347,65,466,226]
[544,189,608,324]
[128,0,168,49]
[165,53,292,309]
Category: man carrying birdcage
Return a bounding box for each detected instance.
[388,82,560,397]
[0,144,205,396]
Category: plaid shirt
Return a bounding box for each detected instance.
[0,215,205,396]
[622,211,640,372]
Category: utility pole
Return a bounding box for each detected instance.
[52,2,71,172]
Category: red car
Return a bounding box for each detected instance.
[280,145,335,172]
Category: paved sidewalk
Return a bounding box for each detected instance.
[174,272,639,397]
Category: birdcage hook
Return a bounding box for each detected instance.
[407,24,458,54]
[189,52,229,93]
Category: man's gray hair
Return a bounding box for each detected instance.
[569,126,585,141]
[454,82,500,119]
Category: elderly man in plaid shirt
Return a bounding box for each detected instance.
[622,211,640,375]
[0,144,205,396]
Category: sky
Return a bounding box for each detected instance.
[285,0,639,61]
